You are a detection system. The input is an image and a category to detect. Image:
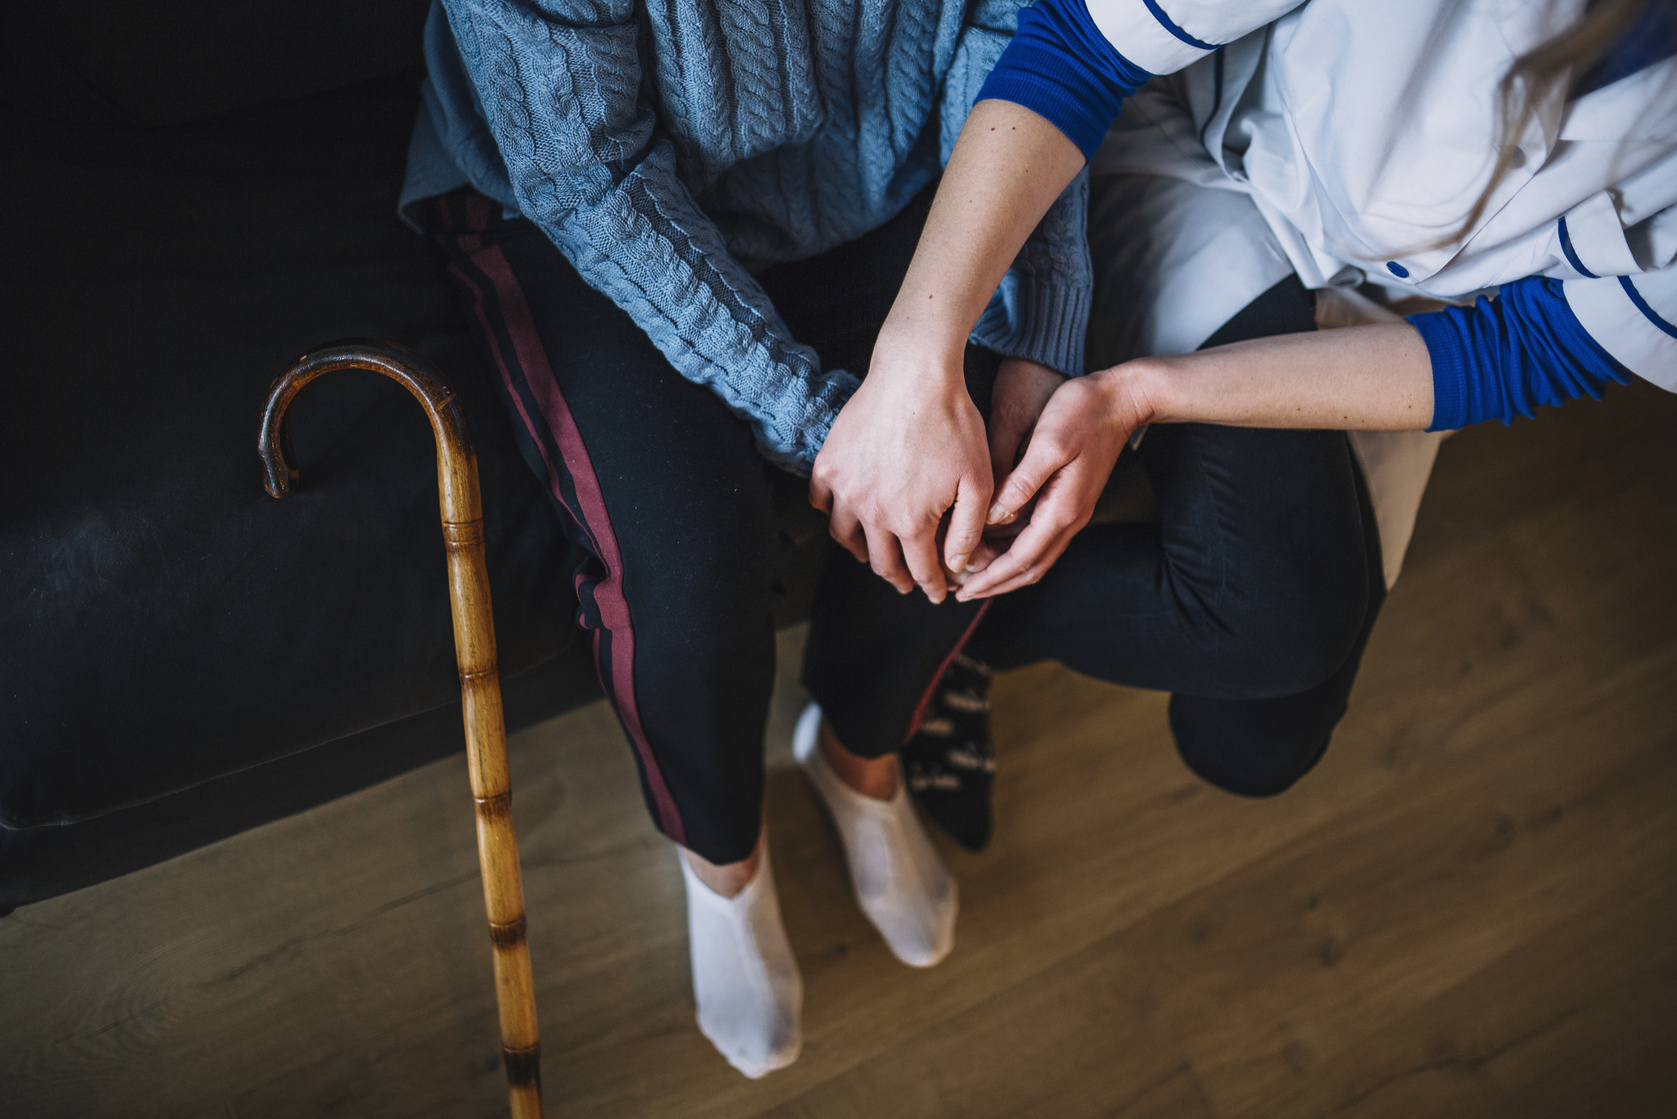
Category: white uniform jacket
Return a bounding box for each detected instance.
[1084,0,1677,390]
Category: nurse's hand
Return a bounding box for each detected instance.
[810,343,991,604]
[954,368,1151,601]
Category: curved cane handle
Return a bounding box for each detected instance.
[258,341,481,527]
[258,343,543,1118]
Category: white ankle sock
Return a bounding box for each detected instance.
[793,703,958,967]
[680,841,803,1079]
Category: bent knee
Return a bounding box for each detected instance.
[1194,567,1369,699]
[1181,751,1314,799]
[1169,693,1339,798]
[1246,608,1363,698]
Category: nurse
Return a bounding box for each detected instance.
[806,0,1677,830]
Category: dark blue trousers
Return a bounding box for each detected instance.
[805,278,1386,798]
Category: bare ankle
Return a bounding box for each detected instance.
[684,836,762,899]
[819,719,900,800]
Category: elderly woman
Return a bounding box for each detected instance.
[399,0,1093,1079]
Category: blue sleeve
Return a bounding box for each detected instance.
[436,0,855,474]
[975,0,1153,160]
[1410,276,1634,432]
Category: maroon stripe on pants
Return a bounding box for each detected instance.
[903,600,993,742]
[441,199,586,541]
[448,201,687,845]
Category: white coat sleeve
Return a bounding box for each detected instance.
[1564,263,1677,391]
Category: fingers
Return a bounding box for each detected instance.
[828,505,869,565]
[950,538,1004,585]
[943,471,991,579]
[960,521,1078,599]
[958,473,1088,600]
[987,427,1071,528]
[833,504,952,600]
[828,490,957,601]
[988,412,1028,490]
[900,526,950,604]
[808,473,834,514]
[863,524,916,595]
[955,517,1058,600]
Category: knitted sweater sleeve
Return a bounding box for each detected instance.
[945,0,1094,377]
[440,0,855,473]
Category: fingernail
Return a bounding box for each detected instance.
[948,553,968,574]
[986,503,1010,525]
[897,583,911,595]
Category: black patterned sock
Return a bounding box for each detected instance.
[901,653,995,851]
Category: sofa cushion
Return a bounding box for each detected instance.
[0,72,581,828]
[0,0,431,125]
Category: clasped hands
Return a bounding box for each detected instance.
[810,343,1147,604]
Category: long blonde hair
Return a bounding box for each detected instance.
[1455,0,1675,240]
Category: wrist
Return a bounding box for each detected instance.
[1092,360,1166,430]
[870,320,969,388]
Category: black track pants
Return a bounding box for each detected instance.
[424,187,1000,863]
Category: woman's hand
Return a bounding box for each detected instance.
[955,366,1154,601]
[952,357,1067,567]
[988,358,1068,485]
[810,341,992,604]
[808,100,1087,604]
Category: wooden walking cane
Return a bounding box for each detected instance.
[258,342,544,1119]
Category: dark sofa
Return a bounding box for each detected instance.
[0,0,1156,916]
[0,0,841,913]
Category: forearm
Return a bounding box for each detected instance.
[1122,322,1436,431]
[876,99,1086,376]
[813,102,1080,593]
[566,169,856,468]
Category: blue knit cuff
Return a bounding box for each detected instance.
[778,369,860,474]
[972,272,1091,376]
[1409,310,1469,432]
[1409,277,1633,433]
[977,0,1153,159]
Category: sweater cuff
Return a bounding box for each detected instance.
[977,0,1152,160]
[971,273,1091,376]
[1408,310,1468,433]
[763,368,860,475]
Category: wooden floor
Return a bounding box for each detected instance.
[4,381,1676,1119]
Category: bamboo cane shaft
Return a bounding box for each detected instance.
[259,343,544,1118]
[448,530,542,1112]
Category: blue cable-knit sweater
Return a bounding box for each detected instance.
[401,0,1092,472]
